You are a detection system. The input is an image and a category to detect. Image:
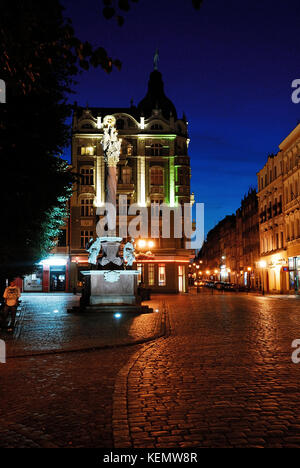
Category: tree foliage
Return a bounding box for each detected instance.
[102,0,203,26]
[0,0,122,287]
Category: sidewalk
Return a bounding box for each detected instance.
[2,293,165,358]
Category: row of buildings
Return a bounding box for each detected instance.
[198,123,300,294]
[18,66,194,294]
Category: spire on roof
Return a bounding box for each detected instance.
[153,48,159,71]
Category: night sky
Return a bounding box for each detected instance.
[62,0,300,234]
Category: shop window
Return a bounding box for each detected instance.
[137,263,144,284]
[178,265,185,292]
[23,266,43,292]
[80,230,93,249]
[158,264,166,286]
[148,264,155,286]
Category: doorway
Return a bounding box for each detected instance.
[50,266,66,292]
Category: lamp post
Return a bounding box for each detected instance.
[259,260,267,295]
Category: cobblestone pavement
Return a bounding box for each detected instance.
[2,293,162,356]
[124,293,300,448]
[2,293,300,447]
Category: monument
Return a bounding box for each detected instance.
[80,116,149,313]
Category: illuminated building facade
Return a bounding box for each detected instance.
[280,123,300,292]
[68,68,193,293]
[257,147,288,293]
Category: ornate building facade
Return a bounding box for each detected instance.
[67,68,193,293]
[257,152,288,292]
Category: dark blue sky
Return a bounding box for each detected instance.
[63,0,300,234]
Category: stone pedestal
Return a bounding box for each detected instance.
[81,270,139,306]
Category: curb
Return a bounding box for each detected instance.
[5,308,165,360]
[112,302,171,448]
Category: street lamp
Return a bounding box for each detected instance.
[258,260,267,295]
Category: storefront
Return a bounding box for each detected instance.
[22,256,70,293]
[288,256,300,292]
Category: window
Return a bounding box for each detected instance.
[80,230,93,249]
[81,198,94,217]
[57,229,67,247]
[137,263,144,284]
[177,167,189,185]
[178,265,185,292]
[151,124,163,130]
[127,144,133,156]
[80,167,94,185]
[81,146,95,156]
[158,264,166,286]
[151,143,163,156]
[122,167,132,184]
[274,166,277,178]
[151,166,163,185]
[148,264,155,286]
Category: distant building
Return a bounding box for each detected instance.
[236,189,260,288]
[197,190,260,288]
[21,67,194,294]
[197,214,238,283]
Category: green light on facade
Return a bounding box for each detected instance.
[169,157,175,207]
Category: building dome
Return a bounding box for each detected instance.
[137,70,177,121]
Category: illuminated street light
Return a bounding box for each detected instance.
[137,239,147,249]
[206,270,210,275]
[148,240,155,249]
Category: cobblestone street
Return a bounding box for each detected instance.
[2,293,300,447]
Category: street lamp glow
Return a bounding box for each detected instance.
[259,260,267,268]
[114,313,122,319]
[137,239,147,249]
[206,270,210,275]
[148,240,155,249]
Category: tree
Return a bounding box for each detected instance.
[102,0,203,26]
[0,0,122,291]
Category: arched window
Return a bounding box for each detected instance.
[151,143,163,156]
[80,167,94,185]
[81,123,93,129]
[122,166,132,184]
[150,166,163,185]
